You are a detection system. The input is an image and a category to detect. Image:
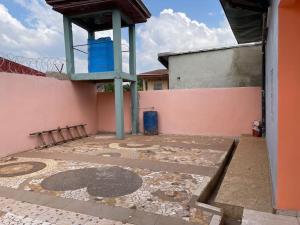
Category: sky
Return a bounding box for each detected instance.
[0,0,237,73]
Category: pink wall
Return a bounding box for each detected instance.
[0,74,261,158]
[97,87,262,137]
[0,73,98,157]
[97,92,132,133]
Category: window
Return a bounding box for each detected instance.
[154,81,163,90]
[145,81,148,91]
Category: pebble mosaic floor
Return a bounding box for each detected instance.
[0,157,209,222]
[41,135,233,168]
[0,134,234,225]
[0,197,133,225]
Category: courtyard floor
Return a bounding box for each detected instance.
[0,134,235,225]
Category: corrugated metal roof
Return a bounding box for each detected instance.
[0,57,46,77]
[220,0,269,44]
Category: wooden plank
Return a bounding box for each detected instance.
[66,126,75,141]
[57,127,67,143]
[80,125,89,137]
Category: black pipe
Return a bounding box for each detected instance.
[261,12,268,136]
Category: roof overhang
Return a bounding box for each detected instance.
[158,52,172,68]
[138,69,169,79]
[158,42,262,68]
[220,0,270,44]
[45,0,151,31]
[138,74,169,80]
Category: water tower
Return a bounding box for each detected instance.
[46,0,151,139]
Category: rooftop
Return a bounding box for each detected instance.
[0,57,45,77]
[46,0,151,31]
[220,0,269,44]
[158,42,262,68]
[138,69,169,79]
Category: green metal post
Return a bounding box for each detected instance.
[113,9,124,139]
[63,15,75,77]
[129,25,138,134]
[114,78,124,139]
[113,10,123,74]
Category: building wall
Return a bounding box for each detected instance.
[265,0,279,206]
[97,87,262,137]
[0,73,98,157]
[169,44,262,89]
[142,79,169,91]
[277,0,300,210]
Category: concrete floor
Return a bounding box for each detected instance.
[0,134,234,225]
[214,136,273,220]
[241,209,299,225]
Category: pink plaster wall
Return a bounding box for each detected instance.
[0,74,261,158]
[97,92,132,133]
[97,87,262,136]
[0,73,98,157]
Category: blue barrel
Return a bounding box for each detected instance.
[88,37,114,73]
[143,111,158,135]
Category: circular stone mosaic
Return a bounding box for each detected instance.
[0,162,47,177]
[41,166,143,198]
[109,143,159,151]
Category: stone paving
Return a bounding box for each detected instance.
[41,135,232,168]
[0,197,133,225]
[0,134,235,225]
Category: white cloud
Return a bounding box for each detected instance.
[137,9,236,72]
[0,3,62,58]
[0,2,236,74]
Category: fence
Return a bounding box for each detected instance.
[0,53,65,76]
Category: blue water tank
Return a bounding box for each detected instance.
[143,111,158,135]
[88,37,114,73]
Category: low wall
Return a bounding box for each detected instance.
[97,87,262,136]
[0,73,98,157]
[0,75,261,158]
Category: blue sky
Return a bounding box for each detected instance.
[0,0,235,72]
[1,0,28,22]
[2,0,225,27]
[143,0,225,27]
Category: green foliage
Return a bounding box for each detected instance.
[104,83,114,92]
[137,78,143,91]
[103,78,143,92]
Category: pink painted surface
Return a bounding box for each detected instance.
[0,74,261,158]
[97,87,262,137]
[97,92,132,133]
[0,73,98,157]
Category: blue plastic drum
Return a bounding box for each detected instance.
[143,111,158,135]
